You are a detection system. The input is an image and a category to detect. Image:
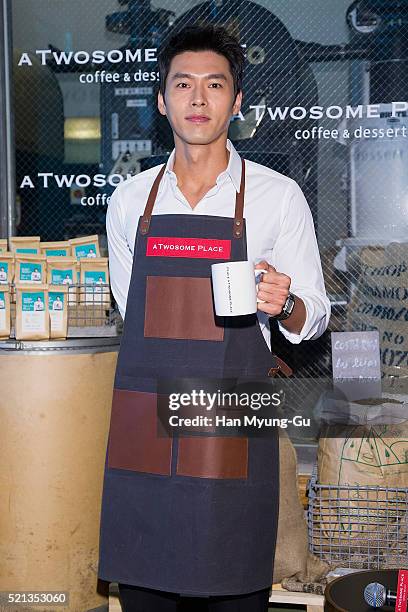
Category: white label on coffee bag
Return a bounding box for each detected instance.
[0,291,5,329]
[49,292,64,331]
[22,291,46,332]
[84,270,107,303]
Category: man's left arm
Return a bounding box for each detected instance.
[256,180,331,344]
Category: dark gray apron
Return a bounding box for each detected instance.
[98,159,284,596]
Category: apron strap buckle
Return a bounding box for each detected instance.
[140,217,150,235]
[268,356,293,378]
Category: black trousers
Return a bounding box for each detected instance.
[118,584,271,612]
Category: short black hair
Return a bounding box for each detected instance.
[158,24,245,99]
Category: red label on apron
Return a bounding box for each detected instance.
[396,569,408,612]
[146,237,231,259]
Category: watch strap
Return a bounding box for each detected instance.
[274,292,295,320]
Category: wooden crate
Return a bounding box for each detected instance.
[269,583,324,611]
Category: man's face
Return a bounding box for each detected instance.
[158,50,242,146]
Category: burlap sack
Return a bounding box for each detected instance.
[347,243,408,378]
[273,432,329,584]
[319,423,408,488]
[316,421,408,552]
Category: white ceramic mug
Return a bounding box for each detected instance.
[211,261,268,316]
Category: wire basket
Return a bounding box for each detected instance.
[7,282,120,337]
[67,283,117,334]
[307,465,408,570]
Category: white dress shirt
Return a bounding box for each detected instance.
[106,139,331,349]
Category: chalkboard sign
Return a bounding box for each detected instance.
[331,330,382,400]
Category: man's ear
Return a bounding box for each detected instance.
[232,90,243,116]
[157,90,167,116]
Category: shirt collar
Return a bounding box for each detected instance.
[164,139,242,192]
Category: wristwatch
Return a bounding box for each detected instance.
[273,292,295,321]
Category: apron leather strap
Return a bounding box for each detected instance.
[268,356,293,378]
[233,158,245,239]
[140,164,166,235]
[140,157,246,238]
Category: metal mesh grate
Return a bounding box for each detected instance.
[8,1,408,380]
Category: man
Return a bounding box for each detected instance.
[98,24,330,612]
[31,267,41,282]
[62,273,73,285]
[52,295,63,310]
[95,275,105,291]
[33,296,44,311]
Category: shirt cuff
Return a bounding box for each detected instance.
[277,294,327,344]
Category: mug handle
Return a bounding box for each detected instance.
[254,268,268,304]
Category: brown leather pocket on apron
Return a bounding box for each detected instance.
[107,389,172,474]
[176,436,248,479]
[144,276,224,341]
